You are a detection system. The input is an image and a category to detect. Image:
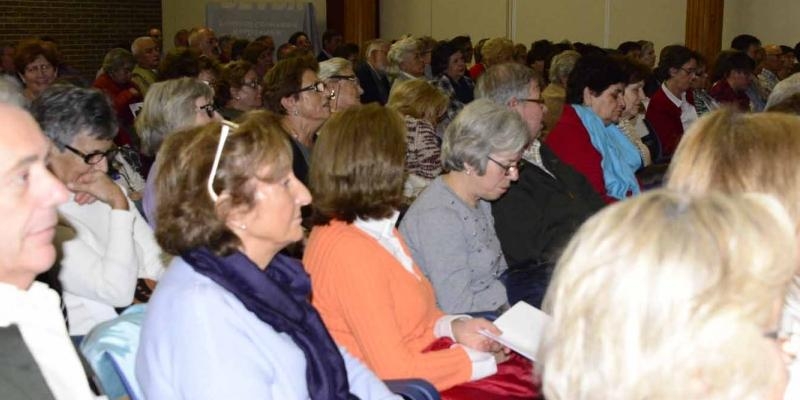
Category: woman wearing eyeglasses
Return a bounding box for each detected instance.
[136,111,399,400]
[319,57,363,112]
[214,60,263,121]
[137,77,220,226]
[399,99,527,315]
[263,55,332,185]
[546,54,642,204]
[30,84,165,336]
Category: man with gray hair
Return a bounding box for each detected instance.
[131,36,160,96]
[476,62,605,308]
[0,90,99,398]
[355,38,391,105]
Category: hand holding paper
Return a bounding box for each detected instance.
[452,317,503,353]
[479,301,552,361]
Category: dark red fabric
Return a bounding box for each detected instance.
[469,63,485,81]
[423,337,541,400]
[708,79,750,111]
[93,73,143,147]
[546,105,616,204]
[644,86,683,158]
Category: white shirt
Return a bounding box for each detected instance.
[0,281,101,400]
[57,192,165,335]
[662,83,698,133]
[354,212,497,381]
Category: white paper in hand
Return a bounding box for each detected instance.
[479,301,551,361]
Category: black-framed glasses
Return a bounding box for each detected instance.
[680,67,698,76]
[487,156,522,176]
[329,74,360,86]
[242,80,261,89]
[64,144,118,165]
[198,103,217,118]
[294,81,327,94]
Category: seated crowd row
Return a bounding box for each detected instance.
[1,26,800,400]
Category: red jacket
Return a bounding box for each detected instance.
[546,104,616,204]
[644,86,683,158]
[92,73,142,146]
[709,79,750,111]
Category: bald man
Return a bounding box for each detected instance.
[188,27,220,60]
[759,44,783,94]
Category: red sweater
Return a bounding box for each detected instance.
[546,105,616,204]
[644,86,683,158]
[93,73,142,146]
[709,79,750,111]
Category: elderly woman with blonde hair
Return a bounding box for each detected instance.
[541,189,796,399]
[387,36,425,85]
[386,79,448,197]
[666,108,800,399]
[319,57,363,112]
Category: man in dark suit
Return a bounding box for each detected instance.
[355,39,391,105]
[477,63,606,308]
[317,30,342,62]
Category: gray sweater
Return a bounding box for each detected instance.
[399,177,508,313]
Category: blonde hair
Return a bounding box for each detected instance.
[666,108,800,231]
[541,189,796,399]
[386,79,448,123]
[481,38,514,67]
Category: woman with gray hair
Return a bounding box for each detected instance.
[137,77,220,226]
[387,36,425,86]
[400,99,528,314]
[541,50,579,139]
[319,57,363,112]
[93,48,142,147]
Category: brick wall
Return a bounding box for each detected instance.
[1,0,161,79]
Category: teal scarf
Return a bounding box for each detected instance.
[573,105,641,199]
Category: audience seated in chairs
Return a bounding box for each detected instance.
[304,103,539,399]
[135,111,399,399]
[477,63,605,308]
[399,100,527,314]
[666,108,800,399]
[541,189,795,399]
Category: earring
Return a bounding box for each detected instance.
[465,169,472,176]
[239,224,247,230]
[293,109,299,116]
[235,96,241,100]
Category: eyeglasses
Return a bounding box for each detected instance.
[487,156,522,176]
[294,81,327,94]
[329,74,360,86]
[25,63,53,74]
[64,144,118,165]
[680,67,698,76]
[207,120,240,202]
[242,80,261,89]
[198,103,217,119]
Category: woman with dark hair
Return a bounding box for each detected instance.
[242,40,275,80]
[430,40,474,136]
[14,38,59,101]
[614,56,653,167]
[547,54,641,203]
[157,47,201,81]
[262,55,332,184]
[708,50,755,112]
[304,103,537,399]
[644,45,699,158]
[214,60,262,120]
[136,111,398,399]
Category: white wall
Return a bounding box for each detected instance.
[723,0,800,48]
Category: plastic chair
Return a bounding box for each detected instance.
[384,378,441,400]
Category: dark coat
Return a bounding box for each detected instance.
[355,62,390,105]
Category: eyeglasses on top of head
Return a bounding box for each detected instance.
[487,156,522,176]
[198,102,217,119]
[64,144,118,165]
[207,120,240,203]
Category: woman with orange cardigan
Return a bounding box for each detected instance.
[303,103,538,399]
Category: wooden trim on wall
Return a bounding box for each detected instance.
[685,0,724,68]
[326,0,378,49]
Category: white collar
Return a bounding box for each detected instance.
[661,83,685,108]
[354,211,400,239]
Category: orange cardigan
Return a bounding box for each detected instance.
[303,220,473,391]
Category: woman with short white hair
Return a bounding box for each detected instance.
[541,189,796,399]
[387,37,424,85]
[319,57,363,112]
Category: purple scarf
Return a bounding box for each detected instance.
[182,247,357,400]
